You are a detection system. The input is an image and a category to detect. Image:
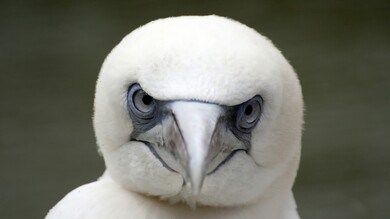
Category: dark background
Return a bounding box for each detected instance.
[1,0,389,218]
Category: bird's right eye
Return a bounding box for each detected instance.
[127,84,157,120]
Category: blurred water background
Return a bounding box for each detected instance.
[0,0,389,218]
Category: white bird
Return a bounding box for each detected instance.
[46,15,304,219]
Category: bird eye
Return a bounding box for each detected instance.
[128,84,157,120]
[236,96,263,132]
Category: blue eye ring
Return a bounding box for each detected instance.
[127,84,157,120]
[235,95,263,133]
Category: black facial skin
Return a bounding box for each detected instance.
[127,83,263,173]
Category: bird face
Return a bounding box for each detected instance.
[127,82,263,193]
[93,15,303,207]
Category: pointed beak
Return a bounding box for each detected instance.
[163,101,223,194]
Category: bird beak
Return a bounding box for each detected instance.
[163,101,223,194]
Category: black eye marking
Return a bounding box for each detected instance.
[235,95,263,133]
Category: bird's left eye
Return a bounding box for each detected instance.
[127,84,157,120]
[236,96,263,133]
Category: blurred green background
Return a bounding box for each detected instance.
[1,0,389,218]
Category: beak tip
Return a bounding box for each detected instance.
[192,187,201,195]
[189,180,202,195]
[187,166,206,195]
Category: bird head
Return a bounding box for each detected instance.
[93,15,303,207]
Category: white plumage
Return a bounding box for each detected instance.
[46,15,304,219]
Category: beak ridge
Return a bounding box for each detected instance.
[165,101,222,194]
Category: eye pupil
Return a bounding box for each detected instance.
[142,95,152,105]
[244,105,253,115]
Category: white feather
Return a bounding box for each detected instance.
[47,174,299,219]
[47,15,303,219]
